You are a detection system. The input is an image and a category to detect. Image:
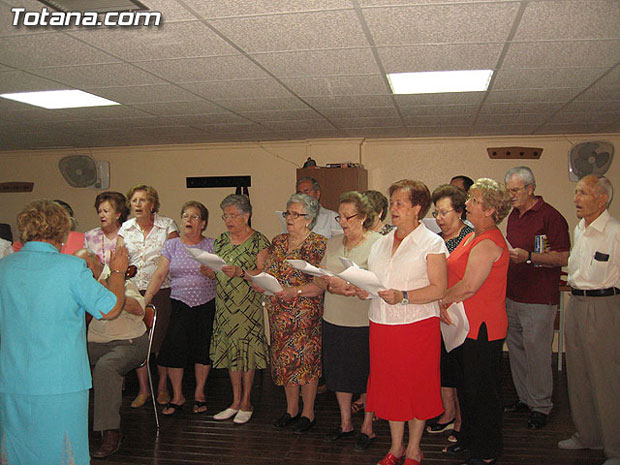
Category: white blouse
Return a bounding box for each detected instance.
[367,222,447,325]
[118,214,178,290]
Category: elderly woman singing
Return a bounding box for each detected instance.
[360,180,448,465]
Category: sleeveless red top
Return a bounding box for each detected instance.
[446,228,509,341]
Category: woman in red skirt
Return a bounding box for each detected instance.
[361,179,448,465]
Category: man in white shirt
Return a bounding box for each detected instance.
[559,175,620,465]
[296,177,342,238]
[75,249,149,459]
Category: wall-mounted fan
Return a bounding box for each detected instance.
[568,141,614,181]
[58,155,110,189]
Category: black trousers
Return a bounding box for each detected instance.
[455,323,504,460]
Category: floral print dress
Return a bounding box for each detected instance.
[263,232,327,386]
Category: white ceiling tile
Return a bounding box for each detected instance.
[395,92,485,106]
[0,33,120,69]
[209,10,367,53]
[85,84,204,104]
[127,101,226,116]
[476,113,551,125]
[136,56,269,82]
[514,0,620,41]
[492,68,608,90]
[181,79,293,100]
[503,40,620,69]
[404,114,475,126]
[55,105,151,119]
[281,75,389,97]
[534,123,607,134]
[261,119,336,131]
[68,21,236,61]
[590,66,620,89]
[141,0,199,21]
[378,44,503,73]
[240,109,325,121]
[211,97,310,112]
[562,100,620,112]
[362,3,520,45]
[251,49,380,77]
[400,105,477,116]
[404,126,472,137]
[321,106,399,118]
[332,116,403,128]
[0,0,57,37]
[343,127,412,138]
[549,111,620,124]
[486,88,582,103]
[304,95,394,108]
[164,113,250,125]
[269,128,341,139]
[480,102,565,114]
[575,86,620,102]
[0,70,71,93]
[472,124,540,135]
[187,0,352,18]
[34,63,166,87]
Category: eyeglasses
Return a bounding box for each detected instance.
[282,211,308,219]
[432,209,455,218]
[507,184,531,195]
[181,214,201,221]
[221,213,242,221]
[335,213,359,222]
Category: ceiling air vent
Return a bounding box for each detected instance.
[37,0,147,13]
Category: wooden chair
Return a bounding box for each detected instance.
[141,304,160,430]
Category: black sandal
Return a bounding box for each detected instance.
[162,402,184,416]
[443,442,469,455]
[193,401,207,414]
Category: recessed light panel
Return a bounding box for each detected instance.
[387,70,493,94]
[0,90,120,109]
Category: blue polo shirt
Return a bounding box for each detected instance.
[0,241,116,395]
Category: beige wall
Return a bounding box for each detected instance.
[1,133,619,243]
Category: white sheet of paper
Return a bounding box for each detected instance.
[287,259,336,278]
[422,217,442,235]
[440,302,470,352]
[185,247,227,271]
[248,272,283,296]
[338,256,358,269]
[276,210,287,233]
[337,266,386,296]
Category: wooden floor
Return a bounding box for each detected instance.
[89,354,605,465]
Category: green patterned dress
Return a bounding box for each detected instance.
[210,231,270,371]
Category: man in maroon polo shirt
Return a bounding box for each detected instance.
[503,166,570,430]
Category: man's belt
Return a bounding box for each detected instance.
[570,287,620,297]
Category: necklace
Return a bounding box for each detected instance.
[288,231,310,250]
[344,231,367,252]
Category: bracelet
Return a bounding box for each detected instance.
[297,287,303,296]
[110,269,124,275]
[239,269,246,279]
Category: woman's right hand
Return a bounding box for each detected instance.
[199,265,216,279]
[109,244,129,274]
[439,304,453,325]
[221,265,238,278]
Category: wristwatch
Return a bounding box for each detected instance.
[526,251,533,265]
[401,290,409,305]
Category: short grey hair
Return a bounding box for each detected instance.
[505,166,536,190]
[587,175,614,208]
[296,177,321,192]
[220,194,252,218]
[287,193,320,230]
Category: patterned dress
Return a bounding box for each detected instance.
[263,232,327,386]
[210,231,270,371]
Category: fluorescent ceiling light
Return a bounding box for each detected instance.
[0,90,120,109]
[387,70,493,94]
